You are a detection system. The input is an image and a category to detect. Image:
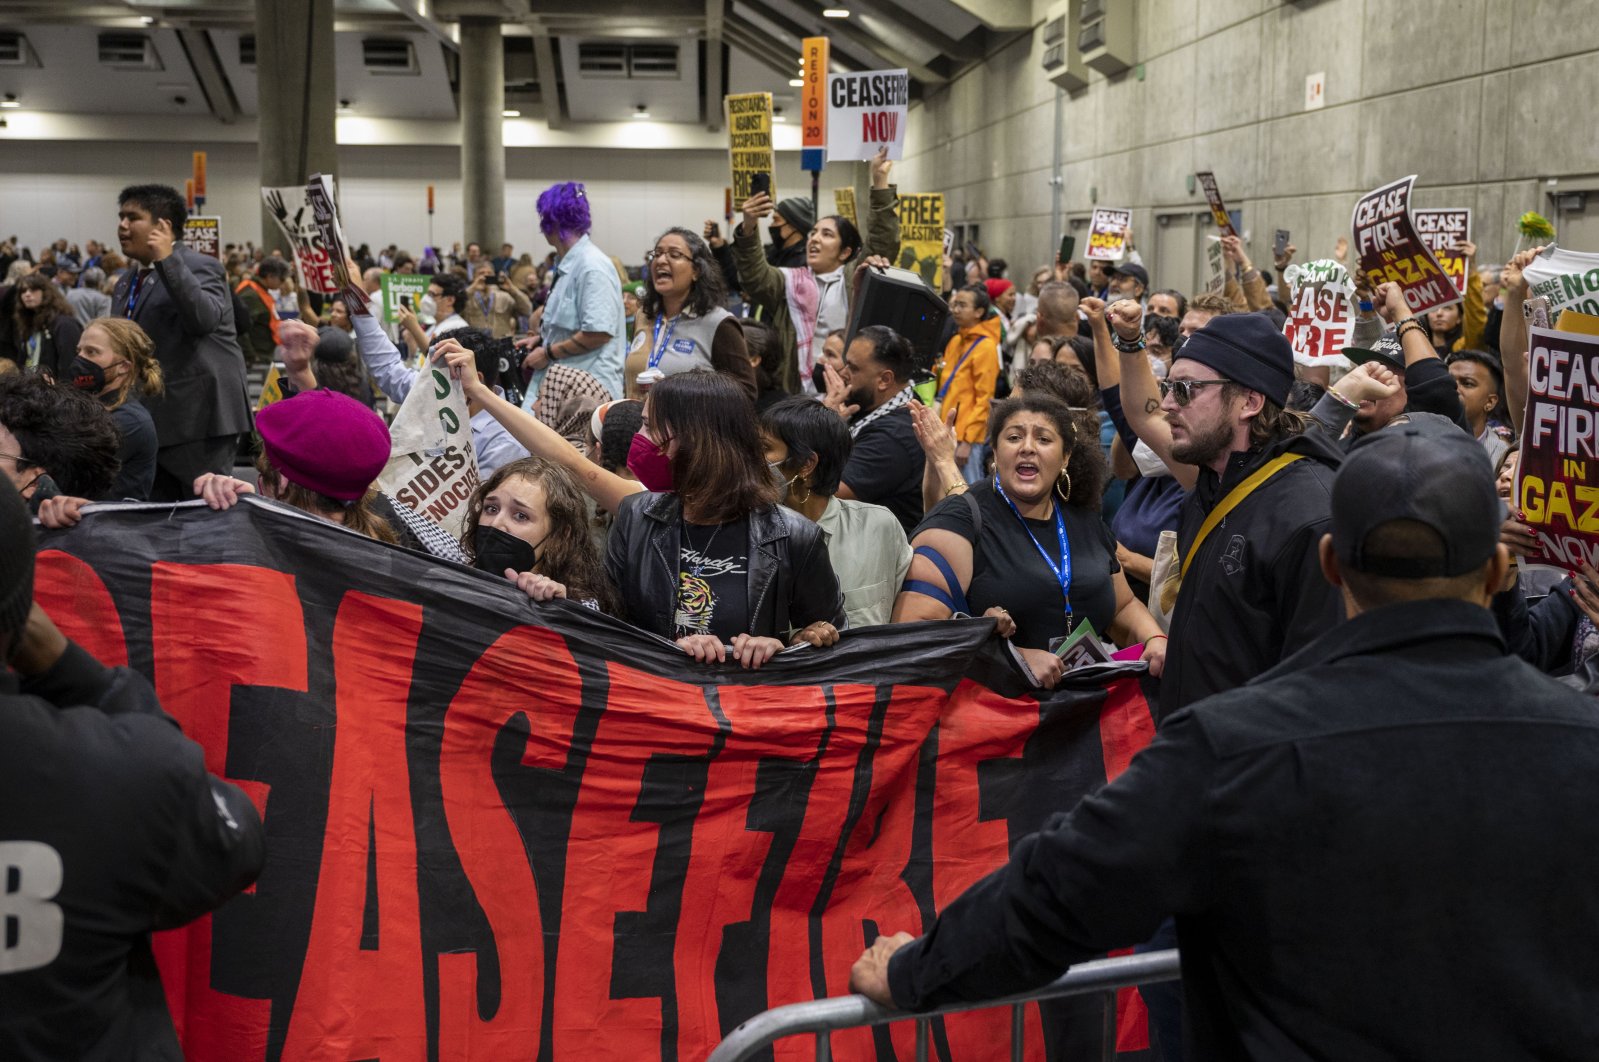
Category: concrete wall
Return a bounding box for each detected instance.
[894,0,1599,295]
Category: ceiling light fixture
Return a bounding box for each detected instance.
[773,115,787,122]
[632,105,650,119]
[788,78,804,86]
[822,8,850,17]
[0,94,17,109]
[140,15,156,25]
[502,109,520,117]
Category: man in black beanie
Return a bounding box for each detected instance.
[0,477,265,1059]
[1104,299,1344,720]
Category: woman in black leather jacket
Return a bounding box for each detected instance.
[604,370,845,668]
[435,340,845,667]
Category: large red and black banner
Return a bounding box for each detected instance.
[37,499,1160,1061]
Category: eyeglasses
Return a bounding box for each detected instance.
[1158,378,1229,406]
[0,451,33,469]
[645,248,692,265]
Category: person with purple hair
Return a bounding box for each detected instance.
[515,181,626,403]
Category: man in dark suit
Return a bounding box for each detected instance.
[111,184,252,500]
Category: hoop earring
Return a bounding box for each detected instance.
[1055,467,1072,502]
[794,477,812,505]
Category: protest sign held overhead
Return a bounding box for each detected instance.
[801,36,829,171]
[262,182,340,296]
[35,501,1159,1062]
[306,172,369,315]
[827,69,910,162]
[255,363,284,412]
[181,216,221,259]
[381,272,431,325]
[1281,259,1356,365]
[724,92,774,203]
[1086,207,1133,261]
[833,186,858,228]
[191,150,207,204]
[1195,171,1238,238]
[1412,208,1472,295]
[1351,175,1456,316]
[896,193,946,289]
[1516,315,1599,571]
[1523,245,1599,318]
[376,361,481,539]
[1204,236,1225,294]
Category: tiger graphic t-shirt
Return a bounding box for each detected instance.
[673,518,751,642]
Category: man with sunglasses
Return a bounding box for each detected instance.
[1109,300,1344,722]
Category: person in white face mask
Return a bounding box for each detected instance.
[395,272,469,360]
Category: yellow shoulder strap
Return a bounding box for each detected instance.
[1180,453,1307,578]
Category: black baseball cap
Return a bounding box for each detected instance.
[1109,262,1149,288]
[1333,421,1503,578]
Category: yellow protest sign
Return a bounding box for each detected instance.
[724,93,774,203]
[256,364,284,412]
[895,193,945,289]
[834,187,858,228]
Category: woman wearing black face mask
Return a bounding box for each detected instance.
[70,317,163,500]
[461,456,620,614]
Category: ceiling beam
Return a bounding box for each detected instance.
[821,15,946,83]
[529,27,565,130]
[843,0,985,60]
[736,0,874,73]
[942,0,1031,31]
[721,16,801,81]
[375,0,461,48]
[174,28,240,124]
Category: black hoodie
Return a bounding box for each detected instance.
[1158,425,1345,721]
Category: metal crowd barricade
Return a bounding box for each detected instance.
[706,948,1181,1062]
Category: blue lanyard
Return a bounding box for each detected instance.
[648,314,680,370]
[993,476,1073,623]
[936,337,984,402]
[125,269,148,318]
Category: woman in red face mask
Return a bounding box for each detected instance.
[437,338,844,668]
[604,370,844,668]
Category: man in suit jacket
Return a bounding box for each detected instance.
[112,184,252,500]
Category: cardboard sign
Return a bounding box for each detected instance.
[800,36,829,171]
[37,503,1158,1062]
[1351,175,1457,315]
[1413,208,1471,295]
[724,92,774,203]
[381,273,432,325]
[255,363,284,412]
[1195,171,1238,238]
[1086,207,1132,261]
[895,193,946,289]
[1516,317,1599,571]
[1204,236,1225,294]
[825,69,909,162]
[376,364,481,539]
[1523,245,1599,318]
[1281,259,1356,365]
[262,183,340,296]
[181,216,221,259]
[833,187,858,228]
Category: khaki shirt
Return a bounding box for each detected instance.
[816,496,912,629]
